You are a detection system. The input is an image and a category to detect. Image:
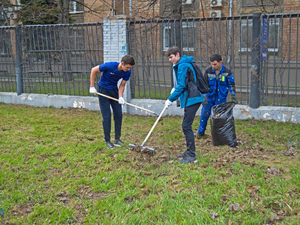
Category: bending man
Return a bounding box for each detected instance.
[89,55,135,149]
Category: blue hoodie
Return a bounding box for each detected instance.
[168,55,205,108]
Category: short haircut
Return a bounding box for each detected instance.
[210,54,222,62]
[121,55,135,66]
[166,46,181,57]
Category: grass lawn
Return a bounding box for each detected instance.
[0,103,300,224]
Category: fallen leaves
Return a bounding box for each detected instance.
[228,202,241,212]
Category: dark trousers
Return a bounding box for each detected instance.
[182,102,201,158]
[97,86,122,142]
[198,97,227,134]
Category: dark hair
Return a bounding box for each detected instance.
[210,54,222,62]
[166,46,181,57]
[121,55,135,66]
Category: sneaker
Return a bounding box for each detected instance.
[177,151,187,159]
[180,156,197,164]
[194,132,205,139]
[106,141,115,149]
[113,139,123,147]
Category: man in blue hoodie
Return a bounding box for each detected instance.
[164,46,205,164]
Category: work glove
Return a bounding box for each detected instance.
[202,95,208,106]
[89,86,97,94]
[164,99,172,108]
[118,97,125,105]
[170,88,175,94]
[232,95,237,103]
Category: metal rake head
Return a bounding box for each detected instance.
[129,144,156,155]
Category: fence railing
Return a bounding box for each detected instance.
[0,23,104,96]
[0,13,300,107]
[128,13,300,107]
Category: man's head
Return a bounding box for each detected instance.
[119,55,135,72]
[166,46,181,65]
[210,54,222,71]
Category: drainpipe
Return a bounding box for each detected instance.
[113,0,115,15]
[227,0,233,66]
[229,0,233,17]
[129,0,132,17]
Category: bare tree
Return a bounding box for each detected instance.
[57,0,70,24]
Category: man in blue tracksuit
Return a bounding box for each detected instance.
[164,46,205,164]
[195,54,237,138]
[89,55,135,149]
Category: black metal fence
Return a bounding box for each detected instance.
[1,13,300,107]
[0,23,104,96]
[128,13,300,107]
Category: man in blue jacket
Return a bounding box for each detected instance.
[195,54,237,138]
[164,46,205,164]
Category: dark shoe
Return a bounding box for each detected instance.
[180,156,197,164]
[113,139,123,147]
[106,141,115,149]
[194,132,205,139]
[177,151,187,159]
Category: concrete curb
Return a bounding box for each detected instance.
[1,92,300,123]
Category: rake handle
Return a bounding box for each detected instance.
[96,92,158,116]
[141,104,168,147]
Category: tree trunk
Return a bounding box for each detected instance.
[57,0,70,24]
[170,0,182,51]
[57,0,73,82]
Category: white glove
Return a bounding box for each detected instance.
[170,88,175,94]
[118,97,125,105]
[89,86,97,94]
[164,99,172,108]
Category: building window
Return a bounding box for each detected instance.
[13,0,21,11]
[69,28,84,51]
[242,0,280,7]
[267,18,279,52]
[0,6,9,24]
[240,18,279,52]
[0,30,11,56]
[163,22,196,51]
[182,0,193,4]
[69,0,84,13]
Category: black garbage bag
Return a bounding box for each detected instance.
[210,101,237,147]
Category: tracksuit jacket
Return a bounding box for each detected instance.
[198,64,236,134]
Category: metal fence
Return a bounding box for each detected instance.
[1,13,300,107]
[128,13,300,107]
[0,23,104,96]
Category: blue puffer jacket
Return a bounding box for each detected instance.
[168,55,204,108]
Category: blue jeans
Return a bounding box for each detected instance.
[98,86,122,142]
[182,102,201,157]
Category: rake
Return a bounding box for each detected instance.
[96,92,159,116]
[129,104,168,155]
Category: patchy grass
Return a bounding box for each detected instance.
[0,102,300,224]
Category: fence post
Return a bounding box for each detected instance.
[15,25,23,96]
[103,16,130,112]
[250,13,261,108]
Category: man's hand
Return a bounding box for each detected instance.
[202,95,208,106]
[118,97,125,105]
[170,88,175,94]
[232,95,237,103]
[164,99,172,108]
[89,86,97,94]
